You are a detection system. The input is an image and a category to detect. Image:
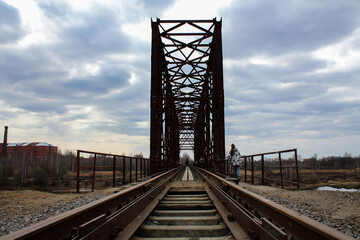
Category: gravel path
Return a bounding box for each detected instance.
[238,182,360,239]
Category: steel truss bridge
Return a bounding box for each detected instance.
[3,19,332,240]
[150,18,225,174]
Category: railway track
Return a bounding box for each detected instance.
[1,167,353,240]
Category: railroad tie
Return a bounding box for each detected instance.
[132,189,234,239]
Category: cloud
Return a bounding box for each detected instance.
[0,1,25,44]
[1,0,359,158]
[221,0,360,157]
[312,28,360,74]
[221,0,360,57]
[0,0,154,152]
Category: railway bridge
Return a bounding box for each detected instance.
[1,19,353,240]
[150,18,225,174]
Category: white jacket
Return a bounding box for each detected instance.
[229,147,242,167]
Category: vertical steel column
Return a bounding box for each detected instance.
[211,20,225,163]
[150,19,164,175]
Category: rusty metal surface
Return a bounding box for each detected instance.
[0,168,179,240]
[196,167,354,240]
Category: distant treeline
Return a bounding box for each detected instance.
[0,150,76,183]
[0,150,144,184]
[301,153,360,170]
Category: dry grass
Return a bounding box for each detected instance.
[300,168,360,174]
[239,167,359,190]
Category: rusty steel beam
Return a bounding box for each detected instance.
[150,18,225,174]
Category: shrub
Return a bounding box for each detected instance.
[0,165,13,180]
[28,166,49,185]
[13,168,23,182]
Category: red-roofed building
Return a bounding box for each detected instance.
[0,142,58,161]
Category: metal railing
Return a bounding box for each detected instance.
[242,149,300,189]
[213,149,300,189]
[76,150,150,193]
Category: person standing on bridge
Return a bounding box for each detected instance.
[229,143,242,179]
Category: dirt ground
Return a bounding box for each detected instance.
[0,189,115,235]
[0,190,78,217]
[239,182,360,219]
[238,182,360,239]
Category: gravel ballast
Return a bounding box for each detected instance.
[0,190,112,236]
[238,182,360,239]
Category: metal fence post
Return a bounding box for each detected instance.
[76,150,80,193]
[122,156,126,184]
[251,156,254,184]
[278,152,283,189]
[113,156,116,187]
[129,157,132,182]
[261,154,264,185]
[91,154,97,192]
[135,158,138,182]
[244,157,247,182]
[294,149,300,189]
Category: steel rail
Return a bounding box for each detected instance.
[0,168,180,240]
[80,167,181,239]
[196,167,354,240]
[195,168,280,240]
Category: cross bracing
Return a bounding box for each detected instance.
[150,18,225,174]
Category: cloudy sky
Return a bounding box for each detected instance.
[1,0,359,159]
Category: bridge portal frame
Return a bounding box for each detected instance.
[150,18,225,174]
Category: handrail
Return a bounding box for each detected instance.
[241,148,297,158]
[77,150,150,193]
[213,148,300,189]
